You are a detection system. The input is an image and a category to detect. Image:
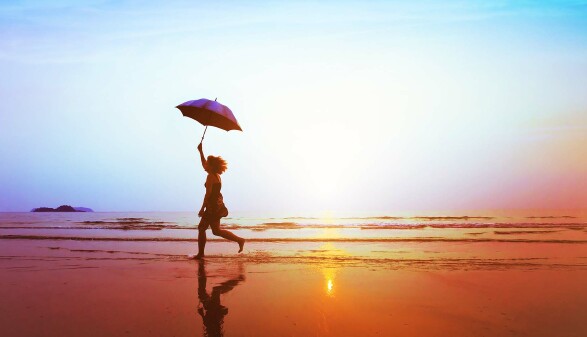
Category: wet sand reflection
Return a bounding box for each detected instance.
[196,260,245,337]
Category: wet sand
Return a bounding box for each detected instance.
[1,238,586,337]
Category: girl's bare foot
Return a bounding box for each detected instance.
[238,239,245,253]
[189,254,204,259]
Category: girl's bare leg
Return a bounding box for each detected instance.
[211,220,245,253]
[196,229,207,258]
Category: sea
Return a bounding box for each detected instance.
[1,212,585,270]
[1,212,585,242]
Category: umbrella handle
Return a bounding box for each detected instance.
[200,125,208,144]
[200,110,213,144]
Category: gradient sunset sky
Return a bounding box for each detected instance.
[1,1,586,215]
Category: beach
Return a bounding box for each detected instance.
[1,212,586,336]
[3,1,587,336]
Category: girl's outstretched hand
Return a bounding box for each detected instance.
[197,143,203,152]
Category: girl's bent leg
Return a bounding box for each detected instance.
[211,228,243,243]
[211,220,245,253]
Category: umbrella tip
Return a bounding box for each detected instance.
[214,97,217,101]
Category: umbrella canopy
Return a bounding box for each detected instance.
[176,98,242,132]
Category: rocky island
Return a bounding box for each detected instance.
[31,205,94,212]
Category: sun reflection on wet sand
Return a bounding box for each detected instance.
[323,267,337,297]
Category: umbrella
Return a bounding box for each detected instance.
[176,98,242,142]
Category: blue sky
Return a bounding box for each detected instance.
[1,1,586,214]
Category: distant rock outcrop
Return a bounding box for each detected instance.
[31,207,59,212]
[31,205,93,212]
[73,207,94,212]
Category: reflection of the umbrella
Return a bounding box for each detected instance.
[196,260,245,337]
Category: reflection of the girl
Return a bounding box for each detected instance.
[197,260,245,337]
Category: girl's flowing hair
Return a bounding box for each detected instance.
[206,155,227,174]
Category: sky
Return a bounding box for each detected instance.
[1,0,586,215]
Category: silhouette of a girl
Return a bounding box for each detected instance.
[194,143,245,259]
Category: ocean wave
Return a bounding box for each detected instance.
[1,221,585,231]
[357,223,586,230]
[244,222,585,230]
[1,234,585,244]
[223,215,553,221]
[69,218,173,230]
[338,216,499,220]
[493,230,561,235]
[526,216,576,219]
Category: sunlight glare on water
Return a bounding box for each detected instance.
[323,267,337,298]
